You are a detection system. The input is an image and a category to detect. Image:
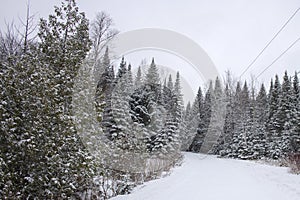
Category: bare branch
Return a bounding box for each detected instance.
[0,22,22,60]
[90,11,119,61]
[15,0,38,53]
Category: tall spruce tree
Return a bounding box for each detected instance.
[145,58,160,86]
[117,57,127,78]
[291,72,300,152]
[167,74,174,91]
[189,85,206,152]
[249,84,268,159]
[135,65,142,89]
[278,71,293,156]
[204,77,225,154]
[219,83,234,156]
[228,82,242,158]
[268,75,282,158]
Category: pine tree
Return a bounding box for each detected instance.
[251,84,268,158]
[161,75,174,112]
[174,71,184,120]
[256,84,268,125]
[267,75,282,159]
[127,64,134,90]
[219,83,234,156]
[94,46,109,81]
[278,71,293,156]
[180,102,192,150]
[110,70,132,149]
[145,58,160,86]
[135,65,142,89]
[208,77,227,154]
[117,57,127,79]
[97,49,116,137]
[269,75,282,133]
[95,47,111,122]
[291,72,300,152]
[228,82,242,158]
[189,86,205,152]
[167,74,174,91]
[232,82,253,159]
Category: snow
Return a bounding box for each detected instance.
[112,152,300,200]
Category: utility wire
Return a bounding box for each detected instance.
[255,36,300,80]
[239,7,300,79]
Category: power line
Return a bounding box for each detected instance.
[239,7,300,79]
[255,36,300,80]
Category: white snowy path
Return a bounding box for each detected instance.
[112,152,300,200]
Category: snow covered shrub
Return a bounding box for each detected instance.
[287,153,300,174]
[91,171,135,199]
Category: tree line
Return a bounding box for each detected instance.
[186,71,300,160]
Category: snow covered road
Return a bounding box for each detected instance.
[112,152,300,200]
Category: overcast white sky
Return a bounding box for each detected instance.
[1,0,299,102]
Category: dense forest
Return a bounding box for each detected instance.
[0,0,299,199]
[187,71,300,160]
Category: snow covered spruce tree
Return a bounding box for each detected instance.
[180,101,191,150]
[134,65,143,89]
[208,77,226,154]
[291,72,300,152]
[95,47,113,123]
[226,82,243,158]
[250,83,268,159]
[217,83,234,156]
[278,71,294,156]
[267,75,282,159]
[109,59,136,149]
[143,59,169,153]
[188,89,202,152]
[189,81,213,152]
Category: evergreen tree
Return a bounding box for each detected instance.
[248,84,268,159]
[180,102,192,150]
[174,71,184,120]
[97,49,116,137]
[127,64,134,90]
[268,75,282,158]
[268,75,282,133]
[228,82,243,158]
[278,71,293,156]
[117,57,127,79]
[291,72,300,152]
[94,46,109,81]
[256,84,268,125]
[145,58,160,86]
[38,0,94,197]
[1,0,94,197]
[110,70,132,148]
[232,82,253,159]
[189,86,205,152]
[95,47,112,122]
[219,83,234,156]
[167,74,174,91]
[208,77,226,154]
[135,65,142,89]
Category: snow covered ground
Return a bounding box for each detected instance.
[112,152,300,200]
